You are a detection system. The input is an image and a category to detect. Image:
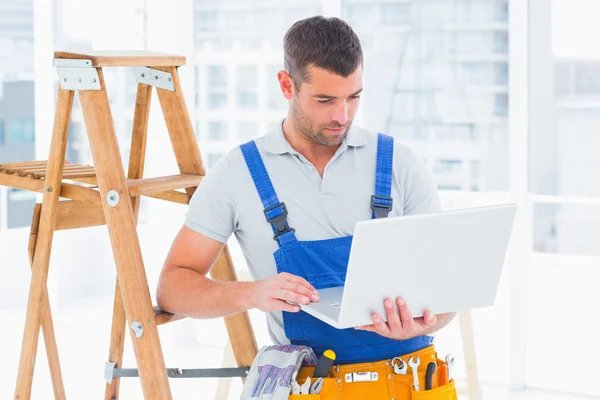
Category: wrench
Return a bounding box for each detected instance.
[300,376,312,394]
[291,371,301,394]
[445,354,455,382]
[408,356,420,391]
[391,357,407,375]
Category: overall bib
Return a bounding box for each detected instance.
[240,133,458,399]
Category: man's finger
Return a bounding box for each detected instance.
[276,300,300,313]
[397,297,413,327]
[371,314,390,336]
[383,298,401,331]
[277,289,310,305]
[355,325,377,333]
[281,282,319,302]
[423,311,437,326]
[282,273,318,294]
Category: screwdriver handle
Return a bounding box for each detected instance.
[426,362,436,390]
[438,364,448,386]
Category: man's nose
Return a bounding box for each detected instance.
[332,102,349,126]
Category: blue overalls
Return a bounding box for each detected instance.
[240,133,433,365]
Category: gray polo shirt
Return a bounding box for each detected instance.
[184,120,441,345]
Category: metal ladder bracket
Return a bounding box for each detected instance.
[134,67,175,91]
[104,362,250,384]
[53,58,101,91]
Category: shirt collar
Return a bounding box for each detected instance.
[264,119,368,155]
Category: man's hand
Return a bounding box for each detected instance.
[354,297,447,340]
[249,272,320,313]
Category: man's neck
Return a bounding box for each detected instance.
[282,118,339,168]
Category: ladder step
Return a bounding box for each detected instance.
[54,50,186,67]
[127,174,202,196]
[154,306,186,326]
[104,363,249,384]
[0,160,94,180]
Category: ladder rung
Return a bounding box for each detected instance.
[154,306,186,326]
[104,363,249,384]
[127,174,202,197]
[0,160,55,170]
[54,50,186,67]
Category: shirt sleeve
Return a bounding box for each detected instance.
[184,153,238,243]
[395,143,442,215]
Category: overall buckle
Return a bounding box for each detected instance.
[371,195,393,218]
[264,202,296,240]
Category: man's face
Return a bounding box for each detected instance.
[289,64,363,147]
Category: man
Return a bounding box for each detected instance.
[157,15,456,390]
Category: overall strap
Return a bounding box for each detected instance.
[371,133,395,219]
[240,140,297,246]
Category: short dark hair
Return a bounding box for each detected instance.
[283,16,363,90]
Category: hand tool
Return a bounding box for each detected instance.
[309,377,324,394]
[291,371,301,394]
[300,376,311,394]
[313,350,336,378]
[425,362,436,390]
[408,356,420,391]
[391,357,407,375]
[438,363,448,386]
[445,354,455,382]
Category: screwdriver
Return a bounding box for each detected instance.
[425,362,436,390]
[438,363,448,386]
[313,350,336,378]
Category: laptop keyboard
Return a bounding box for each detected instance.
[329,302,342,309]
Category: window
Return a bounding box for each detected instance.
[533,203,600,256]
[435,159,462,175]
[345,5,374,28]
[344,0,509,192]
[237,65,258,109]
[8,119,35,144]
[0,120,5,145]
[574,62,600,95]
[225,10,252,30]
[208,121,228,141]
[196,11,218,32]
[266,65,286,110]
[7,187,35,229]
[207,65,227,109]
[381,4,410,25]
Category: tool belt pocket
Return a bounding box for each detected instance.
[287,376,338,399]
[389,356,458,400]
[410,379,457,400]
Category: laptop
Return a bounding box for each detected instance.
[297,203,517,329]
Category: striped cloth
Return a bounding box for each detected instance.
[240,344,318,399]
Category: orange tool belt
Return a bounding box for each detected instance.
[289,345,457,400]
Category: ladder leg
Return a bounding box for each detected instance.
[15,88,74,400]
[105,280,127,400]
[459,310,482,400]
[156,67,259,372]
[79,68,171,400]
[105,82,152,400]
[28,204,66,400]
[155,66,205,181]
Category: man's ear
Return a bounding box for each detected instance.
[277,70,295,100]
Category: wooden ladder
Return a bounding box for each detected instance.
[0,50,482,400]
[0,50,258,400]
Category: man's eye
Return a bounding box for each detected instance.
[351,95,361,100]
[317,99,332,104]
